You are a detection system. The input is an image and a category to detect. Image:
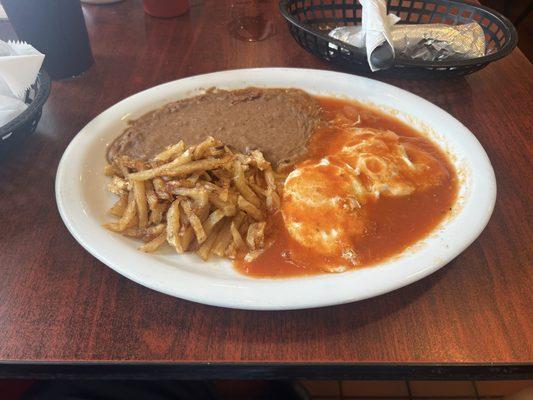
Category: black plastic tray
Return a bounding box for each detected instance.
[0,70,51,160]
[279,0,518,77]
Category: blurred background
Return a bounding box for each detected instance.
[482,0,532,59]
[1,378,533,399]
[0,0,530,399]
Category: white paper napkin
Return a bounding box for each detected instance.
[330,0,399,71]
[0,4,7,21]
[0,40,44,128]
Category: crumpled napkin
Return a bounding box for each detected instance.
[0,40,45,129]
[330,0,399,71]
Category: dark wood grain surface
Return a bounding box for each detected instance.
[0,0,532,376]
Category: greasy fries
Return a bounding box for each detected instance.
[237,195,264,221]
[104,191,137,232]
[153,141,185,163]
[233,160,262,209]
[133,181,148,228]
[104,137,284,261]
[139,232,167,253]
[109,194,128,217]
[166,200,183,252]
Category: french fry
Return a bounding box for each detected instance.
[237,195,264,221]
[199,171,212,182]
[139,231,167,253]
[145,181,158,208]
[207,193,236,216]
[149,203,161,225]
[211,220,231,257]
[201,181,231,208]
[116,155,138,170]
[235,153,252,166]
[199,181,225,195]
[104,138,286,262]
[212,213,243,257]
[196,223,223,261]
[233,160,262,209]
[248,181,266,198]
[133,180,148,228]
[210,169,231,199]
[104,191,137,232]
[230,218,246,250]
[125,214,139,229]
[185,172,201,185]
[171,187,210,222]
[206,146,226,157]
[193,136,218,160]
[166,199,183,252]
[181,200,207,244]
[250,150,270,170]
[130,153,233,181]
[244,249,263,262]
[266,190,280,213]
[145,181,162,224]
[219,183,229,202]
[202,209,225,236]
[195,197,210,222]
[152,177,171,200]
[128,149,193,181]
[180,226,195,252]
[152,141,185,163]
[109,193,128,217]
[108,176,130,196]
[264,168,276,189]
[246,222,266,250]
[123,223,165,239]
[168,187,209,205]
[225,243,237,259]
[264,168,280,212]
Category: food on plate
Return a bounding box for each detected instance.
[277,127,451,273]
[104,136,283,261]
[104,88,458,277]
[233,95,457,277]
[107,88,322,167]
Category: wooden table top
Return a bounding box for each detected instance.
[0,0,532,379]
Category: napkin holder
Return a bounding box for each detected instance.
[0,70,51,160]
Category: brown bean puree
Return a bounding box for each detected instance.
[107,88,322,166]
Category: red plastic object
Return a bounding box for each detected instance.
[142,0,189,18]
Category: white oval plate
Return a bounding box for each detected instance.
[56,68,496,310]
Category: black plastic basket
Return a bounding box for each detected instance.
[0,70,51,160]
[279,0,518,77]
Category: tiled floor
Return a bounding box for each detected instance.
[300,380,533,400]
[1,379,531,399]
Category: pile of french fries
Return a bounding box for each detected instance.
[104,137,283,261]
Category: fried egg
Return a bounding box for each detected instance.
[282,159,365,259]
[281,127,447,269]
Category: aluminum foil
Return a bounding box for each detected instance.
[329,22,486,64]
[391,22,486,61]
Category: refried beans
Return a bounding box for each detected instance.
[107,87,322,166]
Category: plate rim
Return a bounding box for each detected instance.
[55,67,496,310]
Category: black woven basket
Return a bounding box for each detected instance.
[0,70,51,160]
[279,0,518,77]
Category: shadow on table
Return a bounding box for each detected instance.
[187,257,455,350]
[20,379,306,400]
[286,260,452,328]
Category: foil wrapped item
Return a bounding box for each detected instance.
[329,22,486,68]
[391,22,486,61]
